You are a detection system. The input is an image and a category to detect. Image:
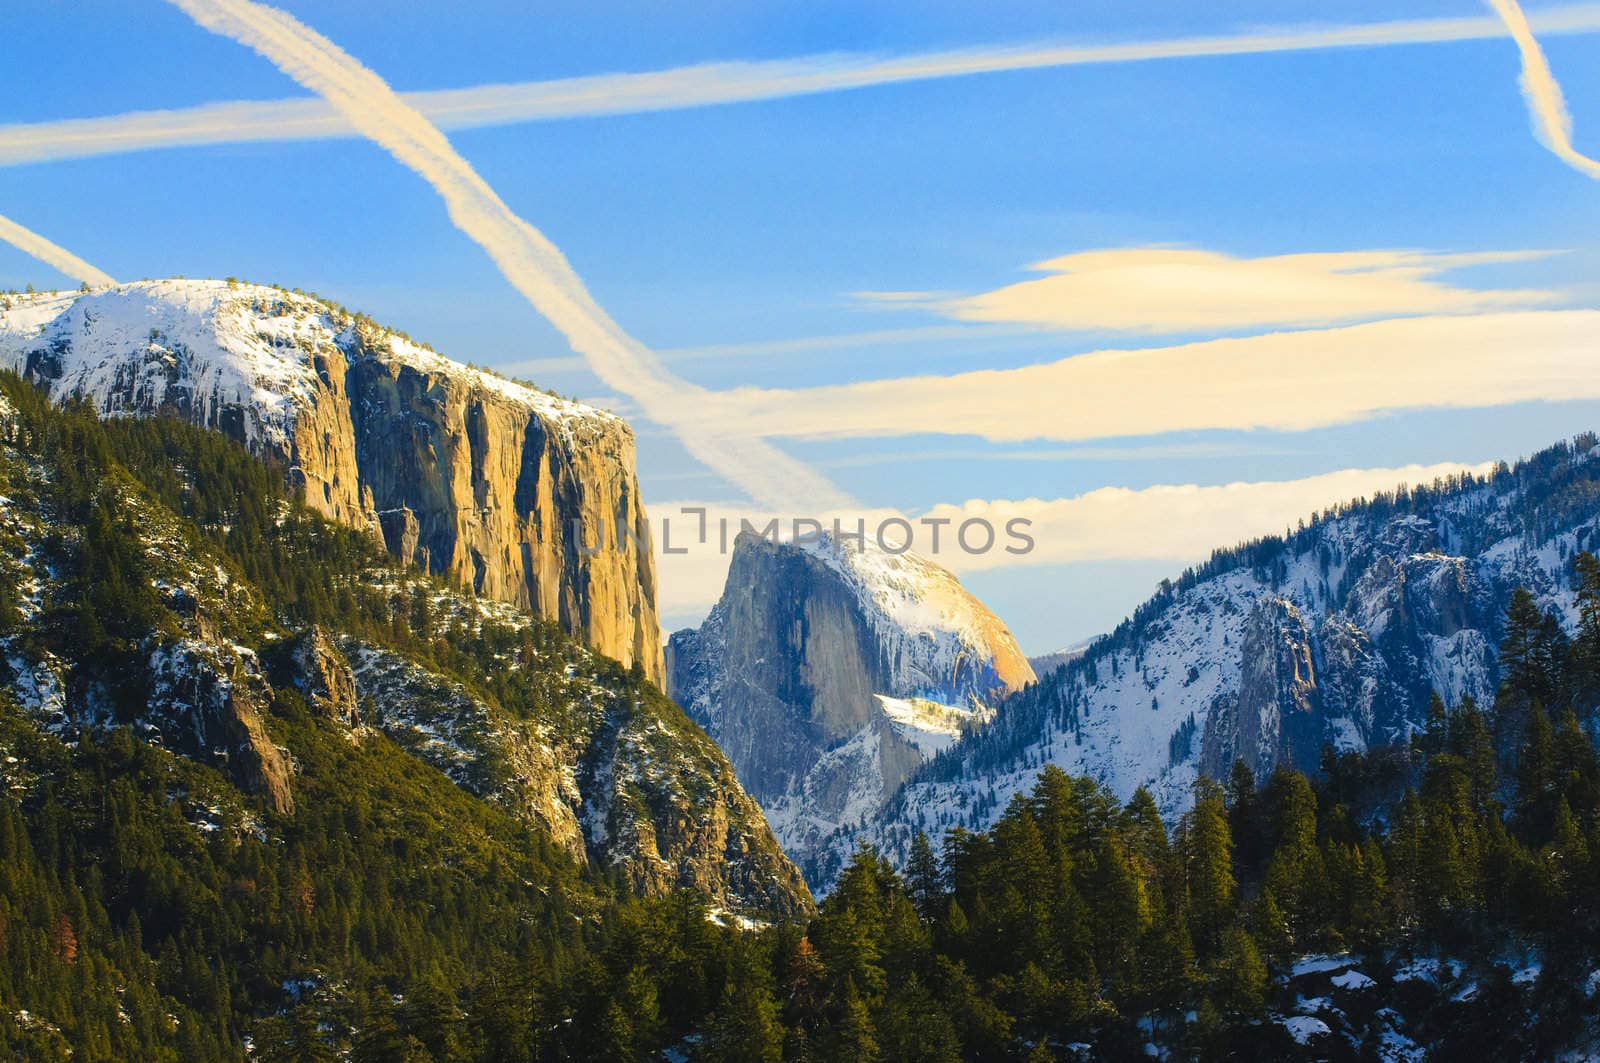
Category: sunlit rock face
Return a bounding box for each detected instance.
[669,531,1035,876]
[0,279,662,682]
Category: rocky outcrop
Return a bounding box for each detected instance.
[345,633,811,917]
[146,639,295,816]
[669,532,1034,869]
[1199,599,1322,779]
[289,626,359,726]
[0,280,662,682]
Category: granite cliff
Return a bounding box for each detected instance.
[669,531,1034,873]
[0,280,662,682]
[0,377,808,915]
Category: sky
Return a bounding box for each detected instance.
[2,0,1599,654]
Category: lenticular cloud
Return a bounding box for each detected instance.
[162,0,851,513]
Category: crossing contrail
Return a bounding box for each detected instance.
[162,0,851,513]
[1488,0,1600,178]
[0,213,117,288]
[5,5,1600,168]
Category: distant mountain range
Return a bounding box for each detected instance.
[810,435,1600,882]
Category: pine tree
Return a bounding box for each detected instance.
[1449,697,1499,814]
[1570,551,1600,704]
[1183,779,1236,956]
[905,832,943,922]
[701,948,784,1063]
[1262,769,1324,947]
[1519,705,1558,840]
[1554,707,1599,816]
[1209,928,1266,1017]
[826,977,879,1063]
[1499,587,1565,715]
[1545,796,1589,896]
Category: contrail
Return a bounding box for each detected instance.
[7,4,1600,168]
[162,0,850,513]
[1488,0,1600,178]
[0,213,117,287]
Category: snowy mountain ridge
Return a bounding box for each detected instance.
[816,438,1600,884]
[0,280,613,449]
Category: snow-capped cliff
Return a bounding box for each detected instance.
[667,531,1034,871]
[0,280,662,681]
[0,373,809,916]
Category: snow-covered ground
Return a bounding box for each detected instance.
[0,280,616,452]
[876,694,986,757]
[821,444,1600,878]
[799,531,1035,704]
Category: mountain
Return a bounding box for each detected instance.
[667,531,1034,873]
[1028,641,1090,679]
[0,373,807,918]
[6,347,1600,1062]
[0,280,662,682]
[827,435,1600,881]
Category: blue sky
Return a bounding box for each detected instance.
[3,1,1599,653]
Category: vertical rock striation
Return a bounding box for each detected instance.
[0,280,662,681]
[669,532,1035,873]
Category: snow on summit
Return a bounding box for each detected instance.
[797,531,1036,703]
[0,279,615,449]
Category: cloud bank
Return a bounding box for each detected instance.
[1489,0,1600,178]
[7,5,1600,168]
[0,214,116,288]
[163,0,849,513]
[886,247,1560,334]
[651,461,1491,620]
[697,309,1600,444]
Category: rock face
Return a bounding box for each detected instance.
[0,280,662,682]
[147,639,296,816]
[1198,599,1322,780]
[289,626,360,727]
[0,383,809,917]
[338,632,810,915]
[830,438,1600,884]
[669,532,1035,872]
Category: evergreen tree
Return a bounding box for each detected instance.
[825,977,879,1063]
[1182,779,1236,956]
[905,832,944,922]
[700,947,783,1063]
[1519,705,1558,840]
[1209,928,1266,1018]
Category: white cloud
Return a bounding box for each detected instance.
[6,5,1600,167]
[917,463,1495,574]
[164,0,850,513]
[649,461,1490,625]
[1488,0,1600,179]
[696,309,1600,444]
[0,213,116,287]
[498,322,1032,377]
[902,247,1559,334]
